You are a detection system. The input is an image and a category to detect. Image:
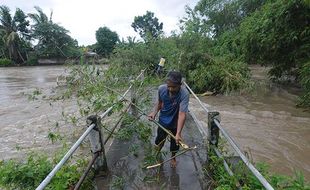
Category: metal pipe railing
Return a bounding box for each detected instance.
[188,110,208,137]
[183,82,209,113]
[184,81,274,190]
[36,123,95,190]
[213,147,234,176]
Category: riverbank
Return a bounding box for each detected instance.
[0,57,108,67]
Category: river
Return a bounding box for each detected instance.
[199,65,310,181]
[0,65,78,160]
[0,65,309,181]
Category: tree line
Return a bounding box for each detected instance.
[106,0,309,107]
[1,1,309,107]
[0,5,121,66]
[0,6,76,65]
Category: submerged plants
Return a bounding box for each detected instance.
[205,145,310,190]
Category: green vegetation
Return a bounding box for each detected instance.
[95,26,119,57]
[184,0,309,103]
[238,0,309,79]
[110,175,125,189]
[29,7,80,58]
[0,58,12,66]
[0,5,80,64]
[132,11,163,42]
[206,153,310,189]
[298,61,310,107]
[116,114,152,143]
[0,6,30,64]
[0,152,93,190]
[0,5,114,65]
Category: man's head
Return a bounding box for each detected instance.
[166,71,182,94]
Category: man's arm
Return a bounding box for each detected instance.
[175,87,189,144]
[148,100,162,120]
[175,111,186,144]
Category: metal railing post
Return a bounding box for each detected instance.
[207,111,220,148]
[87,115,108,175]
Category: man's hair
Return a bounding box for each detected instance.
[167,71,182,85]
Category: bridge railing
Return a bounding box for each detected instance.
[184,81,274,190]
[36,70,145,190]
[36,70,274,190]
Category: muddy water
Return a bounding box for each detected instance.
[0,66,78,160]
[200,65,310,181]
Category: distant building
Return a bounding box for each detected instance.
[85,51,98,57]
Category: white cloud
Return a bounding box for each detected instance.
[1,0,198,45]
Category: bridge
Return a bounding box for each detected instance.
[35,70,274,190]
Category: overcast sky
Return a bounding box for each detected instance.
[2,0,199,46]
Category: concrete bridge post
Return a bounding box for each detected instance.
[87,115,108,175]
[207,111,220,148]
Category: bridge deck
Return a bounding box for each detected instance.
[95,113,211,189]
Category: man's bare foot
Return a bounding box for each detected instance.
[170,158,177,168]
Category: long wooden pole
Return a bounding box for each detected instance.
[146,146,197,169]
[102,85,190,149]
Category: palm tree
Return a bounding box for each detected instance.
[28,6,51,53]
[0,6,29,63]
[28,6,78,58]
[28,6,50,26]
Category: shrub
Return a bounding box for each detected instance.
[205,149,310,189]
[298,61,310,107]
[0,58,12,66]
[188,56,250,94]
[0,153,92,190]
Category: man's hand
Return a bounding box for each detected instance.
[148,112,156,121]
[175,133,182,145]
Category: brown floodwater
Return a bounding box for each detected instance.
[199,65,310,181]
[0,65,77,160]
[0,65,309,183]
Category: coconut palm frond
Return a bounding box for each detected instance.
[0,5,29,63]
[34,6,48,23]
[28,13,41,25]
[0,5,13,28]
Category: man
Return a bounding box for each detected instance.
[156,57,165,75]
[148,71,189,168]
